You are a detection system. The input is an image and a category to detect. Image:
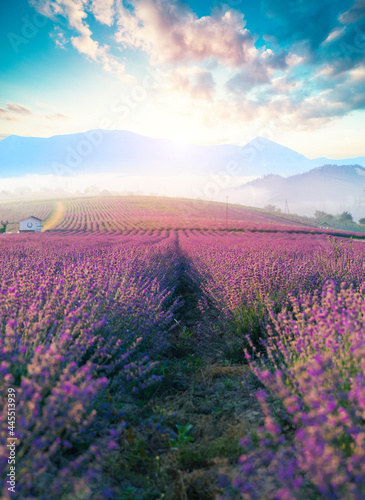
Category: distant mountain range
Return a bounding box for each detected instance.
[0,130,364,178]
[233,164,365,217]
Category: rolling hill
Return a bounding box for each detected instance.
[233,164,365,218]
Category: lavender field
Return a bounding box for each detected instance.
[1,198,365,499]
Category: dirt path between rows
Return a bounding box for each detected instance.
[43,201,65,231]
[109,235,263,498]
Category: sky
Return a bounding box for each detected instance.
[0,0,364,158]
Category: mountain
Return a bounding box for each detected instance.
[237,136,314,176]
[232,164,365,217]
[1,130,363,179]
[1,131,229,177]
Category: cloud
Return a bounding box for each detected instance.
[261,0,365,76]
[7,102,32,114]
[192,52,365,134]
[257,0,365,129]
[270,75,302,95]
[30,0,126,78]
[261,48,289,69]
[115,1,255,67]
[256,65,365,131]
[0,102,32,120]
[25,0,365,136]
[0,115,20,122]
[0,102,71,124]
[115,1,365,133]
[166,66,216,100]
[350,66,365,81]
[71,34,100,59]
[318,26,365,75]
[339,0,365,24]
[29,0,58,18]
[0,108,15,121]
[113,1,296,108]
[322,27,347,44]
[226,66,270,94]
[90,0,115,26]
[50,26,68,49]
[225,48,290,95]
[262,0,342,50]
[45,112,70,120]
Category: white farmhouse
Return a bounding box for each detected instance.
[19,216,43,232]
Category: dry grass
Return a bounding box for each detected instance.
[105,361,262,499]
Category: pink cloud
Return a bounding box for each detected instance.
[0,114,21,122]
[167,66,216,100]
[7,102,32,114]
[115,1,254,67]
[0,102,32,121]
[45,112,70,120]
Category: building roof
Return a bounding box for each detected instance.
[19,216,42,222]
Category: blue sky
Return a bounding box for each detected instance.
[0,0,364,158]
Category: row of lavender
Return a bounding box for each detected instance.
[0,231,180,499]
[51,198,302,232]
[180,231,365,499]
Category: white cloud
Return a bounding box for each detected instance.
[30,0,126,77]
[322,27,346,44]
[90,0,115,25]
[71,33,99,59]
[50,26,68,49]
[349,66,365,82]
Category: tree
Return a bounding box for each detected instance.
[0,221,9,233]
[338,211,353,222]
[314,210,327,219]
[359,218,365,225]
